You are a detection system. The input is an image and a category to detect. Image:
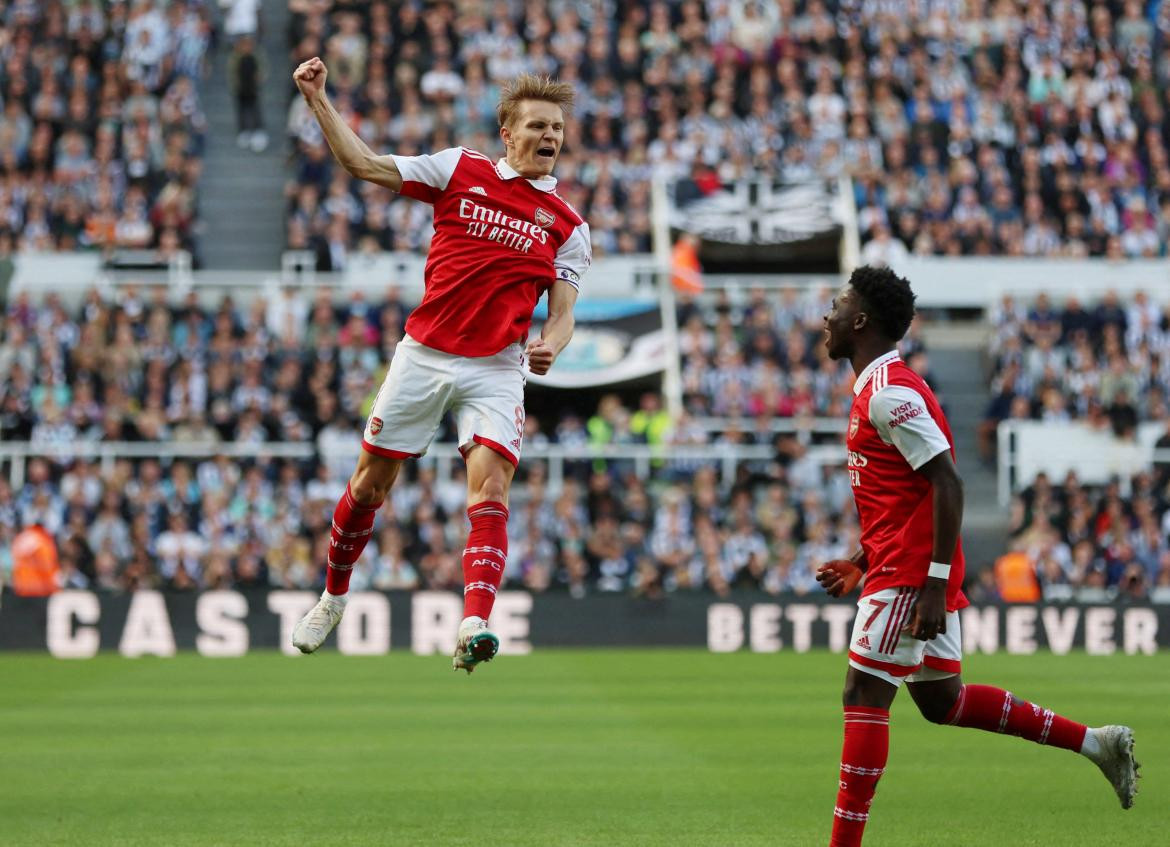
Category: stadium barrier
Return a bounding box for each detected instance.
[0,441,842,493]
[887,257,1170,307]
[10,251,661,305]
[996,421,1170,505]
[15,251,1169,311]
[1,589,1162,658]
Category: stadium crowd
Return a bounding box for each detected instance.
[4,281,1170,604]
[988,468,1170,604]
[284,0,1170,266]
[981,289,1170,461]
[0,284,869,598]
[0,0,211,262]
[674,285,929,423]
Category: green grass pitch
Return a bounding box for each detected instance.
[0,649,1162,846]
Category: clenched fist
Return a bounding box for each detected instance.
[815,559,863,597]
[525,337,556,375]
[293,57,328,102]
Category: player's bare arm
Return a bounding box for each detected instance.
[816,548,867,596]
[526,279,577,375]
[293,57,403,191]
[903,450,963,641]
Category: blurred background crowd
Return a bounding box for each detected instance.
[0,0,211,264]
[283,0,1170,268]
[982,289,1170,452]
[1,0,1169,605]
[0,283,860,598]
[7,2,1170,263]
[2,282,1168,604]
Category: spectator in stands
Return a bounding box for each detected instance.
[221,0,261,42]
[630,393,672,445]
[229,35,267,153]
[859,223,909,268]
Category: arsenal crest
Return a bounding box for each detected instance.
[369,416,384,435]
[848,413,860,439]
[534,207,555,228]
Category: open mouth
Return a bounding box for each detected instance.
[537,146,556,159]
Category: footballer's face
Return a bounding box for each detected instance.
[823,285,866,360]
[502,100,565,178]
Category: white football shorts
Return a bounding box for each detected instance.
[847,586,962,687]
[362,335,526,467]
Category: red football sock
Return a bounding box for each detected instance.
[462,501,508,620]
[945,684,1087,751]
[325,483,382,595]
[830,707,889,847]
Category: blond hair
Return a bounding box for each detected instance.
[497,74,575,128]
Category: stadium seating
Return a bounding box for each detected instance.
[984,469,1170,604]
[0,285,871,596]
[16,280,1167,603]
[285,1,1170,261]
[0,1,210,262]
[982,290,1170,461]
[674,285,931,426]
[6,2,1170,602]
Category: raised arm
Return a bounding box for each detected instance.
[293,57,402,191]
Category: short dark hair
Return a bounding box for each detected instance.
[849,266,916,341]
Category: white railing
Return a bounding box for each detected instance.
[692,416,846,436]
[0,440,846,494]
[11,251,663,307]
[996,420,1170,505]
[888,257,1170,308]
[0,441,316,488]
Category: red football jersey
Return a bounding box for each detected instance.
[846,350,968,611]
[391,147,592,357]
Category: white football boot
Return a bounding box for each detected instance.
[291,592,347,654]
[452,616,499,674]
[1083,725,1139,809]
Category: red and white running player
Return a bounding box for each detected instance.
[816,267,1138,845]
[289,59,590,672]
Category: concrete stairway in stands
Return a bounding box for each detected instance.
[198,3,292,270]
[922,324,1009,572]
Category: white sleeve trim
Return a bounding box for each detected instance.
[389,146,464,192]
[868,384,950,470]
[553,221,591,290]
